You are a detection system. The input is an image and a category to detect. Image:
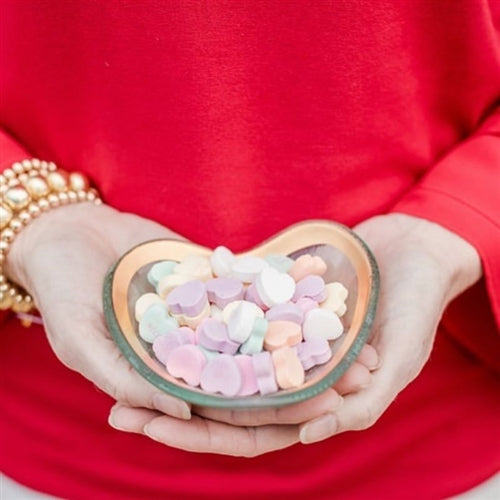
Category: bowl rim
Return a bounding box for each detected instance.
[103,219,379,408]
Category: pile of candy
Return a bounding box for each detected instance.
[135,247,348,397]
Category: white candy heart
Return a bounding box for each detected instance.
[256,267,296,308]
[302,308,343,341]
[231,256,268,283]
[210,246,236,277]
[222,300,264,323]
[227,301,259,343]
[134,293,164,321]
[174,255,213,281]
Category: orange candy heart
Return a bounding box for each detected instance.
[263,320,302,351]
[288,254,327,282]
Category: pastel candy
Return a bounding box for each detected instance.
[166,279,208,317]
[264,320,302,351]
[239,317,268,355]
[295,337,332,370]
[206,277,245,309]
[256,267,296,308]
[174,255,213,281]
[288,254,327,282]
[265,253,294,273]
[222,300,264,323]
[252,351,278,395]
[139,304,179,343]
[157,273,193,299]
[227,301,259,343]
[196,318,239,354]
[293,275,327,302]
[198,345,220,361]
[231,256,268,283]
[210,246,236,277]
[147,260,177,288]
[295,297,319,315]
[235,355,259,396]
[134,293,164,321]
[200,354,242,396]
[210,304,224,321]
[302,308,344,341]
[166,344,207,386]
[244,282,268,310]
[320,282,349,317]
[173,302,211,329]
[265,302,304,324]
[152,328,196,365]
[272,346,305,389]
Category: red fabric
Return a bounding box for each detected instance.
[1,1,499,498]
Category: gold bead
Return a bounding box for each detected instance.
[8,286,17,298]
[0,240,10,252]
[10,218,23,232]
[22,159,33,170]
[0,283,8,293]
[77,190,87,201]
[1,228,15,243]
[0,204,13,229]
[28,203,41,217]
[48,162,57,171]
[18,210,31,224]
[7,178,20,188]
[40,160,48,169]
[86,191,96,201]
[38,199,50,211]
[47,193,60,207]
[0,275,5,284]
[31,158,41,168]
[4,186,30,210]
[69,172,89,191]
[0,291,13,309]
[3,169,15,179]
[14,299,33,313]
[58,192,69,204]
[25,175,50,199]
[67,191,78,203]
[47,171,68,192]
[18,173,29,183]
[94,198,102,205]
[0,176,6,185]
[0,185,8,195]
[12,162,25,174]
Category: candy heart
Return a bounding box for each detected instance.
[206,277,245,309]
[252,351,278,395]
[174,254,213,281]
[295,297,319,314]
[227,301,260,343]
[166,279,208,317]
[210,246,236,277]
[134,293,164,321]
[302,308,343,341]
[231,256,268,283]
[166,344,207,386]
[239,317,268,355]
[264,320,302,351]
[265,253,294,273]
[222,300,264,323]
[210,304,224,321]
[256,267,296,308]
[265,302,304,324]
[272,346,305,389]
[295,337,332,370]
[147,260,177,288]
[200,354,242,396]
[172,302,211,329]
[157,273,193,299]
[152,327,196,366]
[196,318,239,354]
[139,304,179,343]
[235,355,259,396]
[292,275,327,302]
[288,254,327,282]
[320,282,349,317]
[244,282,268,310]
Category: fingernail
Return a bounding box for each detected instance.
[369,356,382,371]
[153,393,191,420]
[108,407,126,431]
[300,413,337,444]
[143,424,160,442]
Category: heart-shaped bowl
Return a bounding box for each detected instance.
[103,220,379,408]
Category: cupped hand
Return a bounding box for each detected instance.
[5,202,377,456]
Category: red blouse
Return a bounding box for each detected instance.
[1,1,499,498]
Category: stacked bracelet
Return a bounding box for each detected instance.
[0,159,101,314]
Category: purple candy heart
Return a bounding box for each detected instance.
[292,275,327,302]
[152,328,196,366]
[206,277,245,309]
[265,302,304,324]
[252,351,278,395]
[295,337,332,370]
[244,282,268,310]
[235,354,259,396]
[196,318,239,355]
[166,279,208,317]
[200,354,242,396]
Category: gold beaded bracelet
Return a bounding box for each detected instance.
[0,158,101,316]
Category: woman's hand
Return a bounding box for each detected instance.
[5,202,377,455]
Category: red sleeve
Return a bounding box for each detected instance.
[391,106,500,366]
[0,128,31,170]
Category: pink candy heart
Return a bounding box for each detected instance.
[166,344,207,386]
[200,354,242,396]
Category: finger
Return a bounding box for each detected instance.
[332,361,372,395]
[194,388,342,426]
[109,404,161,432]
[144,414,299,457]
[356,343,380,371]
